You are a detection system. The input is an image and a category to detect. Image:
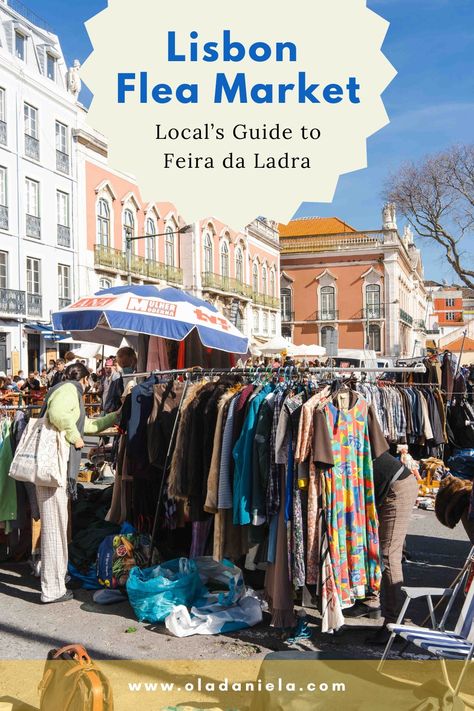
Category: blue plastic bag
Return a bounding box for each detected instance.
[126,558,206,623]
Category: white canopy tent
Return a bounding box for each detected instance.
[259,336,294,355]
[287,343,326,358]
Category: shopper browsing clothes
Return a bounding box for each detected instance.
[37,362,120,603]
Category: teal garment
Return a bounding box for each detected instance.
[232,383,274,525]
[0,419,17,525]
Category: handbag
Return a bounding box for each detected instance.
[8,414,69,487]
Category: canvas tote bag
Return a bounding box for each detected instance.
[9,414,69,487]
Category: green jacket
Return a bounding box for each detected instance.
[47,382,118,445]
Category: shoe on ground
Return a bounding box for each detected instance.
[343,601,382,619]
[42,591,74,604]
[366,626,402,645]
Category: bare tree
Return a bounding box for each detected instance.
[384,145,474,289]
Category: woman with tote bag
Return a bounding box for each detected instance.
[37,362,120,603]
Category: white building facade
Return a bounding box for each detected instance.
[0,0,83,372]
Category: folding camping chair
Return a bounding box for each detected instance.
[378,546,474,698]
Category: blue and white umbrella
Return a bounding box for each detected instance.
[52,285,249,355]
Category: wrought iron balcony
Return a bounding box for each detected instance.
[414,319,427,331]
[281,310,295,322]
[58,297,71,309]
[316,309,339,321]
[252,292,280,309]
[0,205,8,231]
[399,309,413,326]
[27,293,42,317]
[56,149,70,174]
[362,305,385,319]
[57,224,71,248]
[0,288,26,316]
[26,214,41,238]
[25,134,40,161]
[202,272,253,299]
[94,244,183,284]
[0,120,6,146]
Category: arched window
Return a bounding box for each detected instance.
[123,208,135,251]
[145,217,156,261]
[252,262,259,293]
[99,277,112,291]
[220,241,229,277]
[235,248,243,283]
[366,283,381,319]
[271,313,276,336]
[263,311,269,335]
[321,325,336,350]
[270,270,275,297]
[368,324,381,352]
[96,199,110,247]
[253,309,259,333]
[204,233,213,273]
[320,286,336,320]
[262,266,267,295]
[165,226,175,266]
[281,288,292,322]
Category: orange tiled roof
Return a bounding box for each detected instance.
[278,217,357,238]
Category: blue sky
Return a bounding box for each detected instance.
[24,0,474,283]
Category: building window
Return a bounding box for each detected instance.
[263,311,269,335]
[145,217,156,261]
[281,288,292,322]
[55,121,69,173]
[366,283,381,318]
[204,233,213,273]
[0,166,7,231]
[27,257,40,294]
[0,88,6,146]
[262,266,267,295]
[97,199,110,247]
[446,312,456,321]
[270,270,275,297]
[123,209,135,250]
[320,286,336,320]
[0,251,7,288]
[253,309,259,333]
[446,298,455,307]
[15,31,26,61]
[46,53,56,80]
[235,247,243,283]
[99,277,112,291]
[368,324,381,352]
[57,191,70,247]
[252,263,259,293]
[220,241,229,277]
[25,178,40,238]
[165,226,175,266]
[58,264,71,306]
[24,103,39,160]
[321,325,336,350]
[271,312,276,336]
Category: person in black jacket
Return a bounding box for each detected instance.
[49,359,66,388]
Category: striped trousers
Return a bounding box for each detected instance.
[36,485,68,603]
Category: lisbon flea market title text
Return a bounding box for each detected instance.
[117,30,362,105]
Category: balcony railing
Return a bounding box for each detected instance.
[252,293,280,309]
[399,309,413,326]
[0,205,8,231]
[280,229,398,255]
[25,134,40,161]
[0,120,6,146]
[316,310,339,321]
[26,214,41,238]
[362,305,385,319]
[0,288,26,315]
[281,311,295,322]
[58,297,71,309]
[202,272,252,298]
[57,224,71,248]
[414,319,427,331]
[94,244,183,284]
[56,150,70,174]
[27,292,42,317]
